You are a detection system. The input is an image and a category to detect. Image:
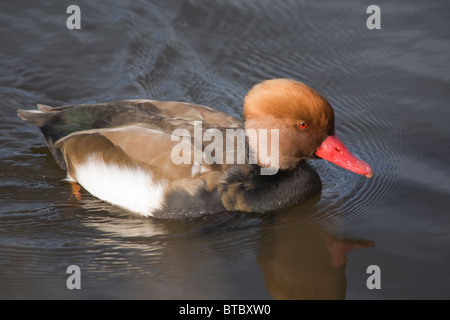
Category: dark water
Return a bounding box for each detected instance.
[1,0,450,299]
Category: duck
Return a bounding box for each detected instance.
[18,79,372,218]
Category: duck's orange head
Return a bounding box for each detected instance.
[243,78,372,177]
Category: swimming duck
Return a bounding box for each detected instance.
[18,79,372,218]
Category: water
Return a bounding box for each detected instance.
[1,0,450,299]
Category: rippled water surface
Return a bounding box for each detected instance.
[1,0,450,299]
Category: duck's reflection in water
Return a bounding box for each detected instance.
[71,193,374,299]
[257,199,375,300]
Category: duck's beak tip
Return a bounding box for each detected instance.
[365,169,373,179]
[315,135,373,178]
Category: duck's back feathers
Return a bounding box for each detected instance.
[18,100,241,170]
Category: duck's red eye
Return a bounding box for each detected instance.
[298,122,308,129]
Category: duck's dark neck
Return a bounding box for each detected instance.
[223,160,322,212]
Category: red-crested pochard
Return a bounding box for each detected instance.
[18,79,372,218]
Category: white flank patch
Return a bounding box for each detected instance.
[75,157,166,217]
